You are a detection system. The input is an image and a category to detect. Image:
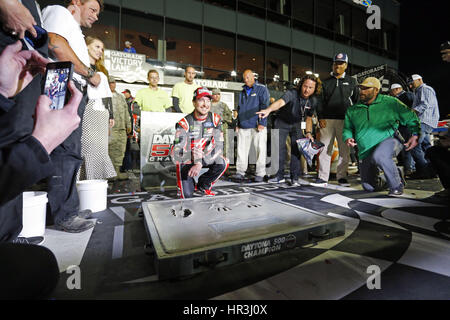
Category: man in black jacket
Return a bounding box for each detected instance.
[390,83,416,175]
[257,74,319,186]
[312,53,359,187]
[390,83,414,108]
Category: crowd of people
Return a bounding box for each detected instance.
[0,0,448,299]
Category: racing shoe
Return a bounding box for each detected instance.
[202,189,216,196]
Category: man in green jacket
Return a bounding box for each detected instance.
[343,77,420,196]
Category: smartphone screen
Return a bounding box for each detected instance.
[43,62,74,110]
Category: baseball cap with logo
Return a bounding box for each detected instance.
[359,77,381,90]
[333,53,348,63]
[390,83,402,90]
[411,74,422,81]
[193,87,212,101]
[212,88,221,95]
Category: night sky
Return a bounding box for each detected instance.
[398,0,450,119]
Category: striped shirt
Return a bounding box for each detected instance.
[412,83,440,128]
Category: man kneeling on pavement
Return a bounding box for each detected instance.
[172,87,229,198]
[343,77,420,196]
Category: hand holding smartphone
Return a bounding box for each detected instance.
[42,61,73,110]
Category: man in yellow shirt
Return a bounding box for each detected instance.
[135,70,172,112]
[171,66,200,114]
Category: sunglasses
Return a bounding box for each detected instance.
[359,86,374,91]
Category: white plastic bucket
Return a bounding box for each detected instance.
[76,179,108,213]
[20,191,48,237]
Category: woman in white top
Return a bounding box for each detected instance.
[78,36,116,180]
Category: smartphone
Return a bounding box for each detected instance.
[42,62,73,110]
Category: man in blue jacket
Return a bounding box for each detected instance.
[234,69,270,182]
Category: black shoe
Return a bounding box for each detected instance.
[231,173,244,181]
[12,236,44,245]
[310,178,328,187]
[338,178,350,187]
[55,216,95,233]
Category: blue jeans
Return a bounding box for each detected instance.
[274,119,304,181]
[410,123,433,173]
[360,138,403,192]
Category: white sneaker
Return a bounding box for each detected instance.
[268,177,285,183]
[310,178,328,187]
[297,178,310,186]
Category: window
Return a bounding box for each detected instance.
[352,7,368,44]
[236,36,264,83]
[292,50,313,80]
[292,0,313,24]
[314,55,332,80]
[335,0,351,45]
[238,0,266,19]
[315,0,335,40]
[382,20,398,55]
[203,0,237,10]
[203,69,234,81]
[165,19,202,67]
[266,43,290,89]
[120,9,163,60]
[315,0,334,30]
[204,29,235,72]
[268,0,290,15]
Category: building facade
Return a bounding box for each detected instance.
[38,0,400,100]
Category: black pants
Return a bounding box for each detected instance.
[0,243,59,299]
[176,157,228,198]
[121,138,132,171]
[274,118,304,181]
[426,146,450,189]
[47,84,88,224]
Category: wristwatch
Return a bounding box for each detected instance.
[86,67,95,79]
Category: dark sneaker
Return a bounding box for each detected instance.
[55,216,95,233]
[254,176,264,182]
[78,209,93,219]
[310,178,328,187]
[338,178,351,187]
[290,180,300,187]
[12,236,44,245]
[268,177,285,183]
[388,188,404,196]
[231,173,244,181]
